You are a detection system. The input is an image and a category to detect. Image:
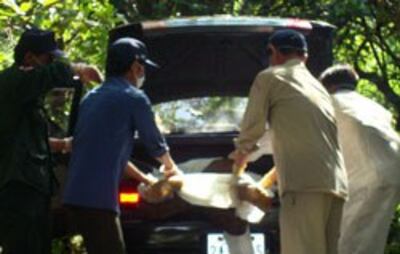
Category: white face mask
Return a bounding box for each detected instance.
[136,75,145,89]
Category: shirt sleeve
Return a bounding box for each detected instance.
[132,93,169,158]
[17,60,75,104]
[235,72,272,153]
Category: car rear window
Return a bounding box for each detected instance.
[153,96,247,134]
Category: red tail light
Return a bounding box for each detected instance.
[119,191,140,205]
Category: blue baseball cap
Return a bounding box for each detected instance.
[109,37,159,69]
[269,29,308,52]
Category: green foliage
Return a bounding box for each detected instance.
[0,0,125,70]
[111,0,259,19]
[386,204,400,254]
[331,7,400,128]
[52,234,86,254]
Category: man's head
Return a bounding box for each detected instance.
[319,64,359,93]
[105,37,158,88]
[267,29,308,66]
[14,28,64,67]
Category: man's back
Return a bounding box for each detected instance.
[252,59,347,198]
[333,90,400,187]
[64,77,138,212]
[64,76,169,213]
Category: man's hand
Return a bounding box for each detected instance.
[124,161,155,185]
[160,164,182,179]
[72,63,103,84]
[139,179,175,203]
[49,137,73,154]
[156,151,180,178]
[237,180,274,211]
[143,174,158,186]
[228,149,249,175]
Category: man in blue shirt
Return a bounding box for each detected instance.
[63,38,178,254]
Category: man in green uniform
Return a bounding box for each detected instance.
[0,28,101,254]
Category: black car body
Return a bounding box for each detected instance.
[55,16,335,254]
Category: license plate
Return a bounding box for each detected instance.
[206,232,266,254]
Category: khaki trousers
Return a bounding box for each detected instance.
[280,192,344,254]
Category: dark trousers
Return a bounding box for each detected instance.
[0,181,51,254]
[66,205,126,254]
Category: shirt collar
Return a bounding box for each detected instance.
[105,76,133,88]
[282,58,305,67]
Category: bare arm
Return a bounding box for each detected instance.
[71,63,103,84]
[156,151,179,178]
[236,165,276,211]
[124,161,156,186]
[229,149,250,176]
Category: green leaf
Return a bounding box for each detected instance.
[0,7,15,17]
[20,2,33,12]
[42,0,60,7]
[1,0,24,14]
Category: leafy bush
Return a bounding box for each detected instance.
[386,204,400,254]
[52,234,86,254]
[0,0,124,70]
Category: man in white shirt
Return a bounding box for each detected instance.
[319,64,400,254]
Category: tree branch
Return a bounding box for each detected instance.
[353,22,400,130]
[375,31,400,65]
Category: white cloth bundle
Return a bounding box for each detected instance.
[139,171,273,223]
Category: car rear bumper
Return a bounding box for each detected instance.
[123,219,280,254]
[121,205,280,254]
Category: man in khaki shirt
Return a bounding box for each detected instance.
[230,29,348,254]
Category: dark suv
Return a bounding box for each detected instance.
[55,16,335,254]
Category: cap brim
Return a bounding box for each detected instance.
[276,46,307,52]
[144,59,159,69]
[50,49,66,58]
